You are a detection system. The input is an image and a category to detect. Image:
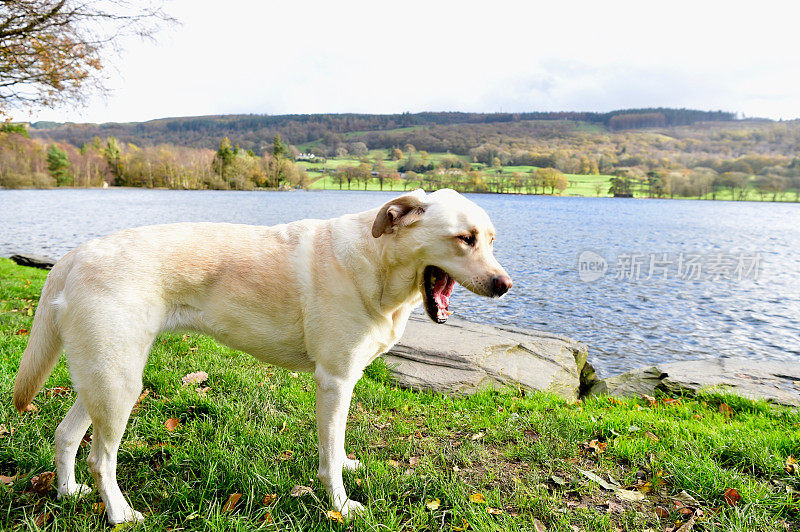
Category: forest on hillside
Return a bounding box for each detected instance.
[3,109,800,200]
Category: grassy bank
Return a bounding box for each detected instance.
[1,258,798,531]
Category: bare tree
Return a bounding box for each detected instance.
[0,0,175,113]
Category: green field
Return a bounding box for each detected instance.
[1,259,799,530]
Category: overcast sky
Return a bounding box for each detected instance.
[23,0,800,123]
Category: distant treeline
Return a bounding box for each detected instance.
[28,108,735,153]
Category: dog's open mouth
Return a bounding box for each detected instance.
[423,265,456,324]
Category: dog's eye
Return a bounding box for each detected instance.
[458,234,476,247]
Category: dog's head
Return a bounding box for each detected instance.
[372,189,512,323]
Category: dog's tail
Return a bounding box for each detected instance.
[13,263,66,413]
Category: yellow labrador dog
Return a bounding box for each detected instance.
[14,188,512,524]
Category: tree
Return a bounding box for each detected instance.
[0,1,175,114]
[213,137,235,180]
[271,134,288,158]
[46,143,70,185]
[391,148,403,160]
[103,136,122,184]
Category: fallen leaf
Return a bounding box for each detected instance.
[641,394,657,407]
[471,431,485,441]
[533,518,547,532]
[182,371,209,386]
[453,518,470,531]
[290,484,312,497]
[675,514,697,532]
[550,475,567,486]
[279,450,293,461]
[278,421,287,433]
[585,439,608,454]
[195,386,210,394]
[637,481,653,494]
[487,506,503,515]
[262,493,277,505]
[326,510,344,523]
[718,403,734,418]
[24,279,31,288]
[426,498,441,510]
[15,328,28,335]
[662,398,681,405]
[655,506,670,519]
[22,403,38,413]
[131,389,150,413]
[0,474,17,485]
[615,489,645,502]
[578,469,620,491]
[644,431,659,443]
[164,418,180,431]
[0,424,11,438]
[92,502,105,513]
[723,487,741,506]
[469,493,486,504]
[409,456,419,466]
[46,386,71,396]
[388,459,400,468]
[523,429,540,441]
[785,456,798,475]
[606,499,625,513]
[222,492,242,513]
[673,490,699,505]
[628,425,641,432]
[30,471,55,494]
[261,512,273,523]
[34,512,51,527]
[290,372,299,378]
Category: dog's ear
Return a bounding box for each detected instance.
[371,193,426,237]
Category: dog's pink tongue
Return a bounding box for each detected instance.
[433,274,456,310]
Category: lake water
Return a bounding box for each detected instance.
[1,188,799,376]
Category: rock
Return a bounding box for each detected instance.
[592,358,800,406]
[384,315,588,400]
[9,254,56,270]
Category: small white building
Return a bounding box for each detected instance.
[296,153,316,161]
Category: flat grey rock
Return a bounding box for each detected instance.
[591,358,800,406]
[9,254,56,270]
[384,315,588,400]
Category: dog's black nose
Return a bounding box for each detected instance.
[492,275,512,297]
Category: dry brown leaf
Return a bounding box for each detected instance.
[615,489,645,502]
[785,455,798,475]
[15,328,28,336]
[34,512,51,527]
[426,498,441,510]
[469,493,486,504]
[182,371,208,386]
[655,505,670,519]
[0,424,11,438]
[724,487,741,506]
[409,456,419,466]
[279,450,293,461]
[471,431,485,441]
[453,518,471,531]
[222,492,242,513]
[523,429,540,441]
[533,518,547,532]
[0,474,17,485]
[718,403,734,418]
[195,386,210,394]
[289,484,312,497]
[487,506,503,515]
[326,510,344,523]
[92,502,105,513]
[675,514,697,532]
[164,418,180,431]
[262,493,277,505]
[131,389,150,414]
[644,431,659,443]
[261,512,273,523]
[641,394,657,407]
[22,403,38,413]
[30,471,55,494]
[387,459,400,468]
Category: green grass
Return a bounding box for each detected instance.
[1,259,799,530]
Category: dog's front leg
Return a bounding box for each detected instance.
[314,367,364,518]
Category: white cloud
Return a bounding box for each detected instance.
[20,0,800,122]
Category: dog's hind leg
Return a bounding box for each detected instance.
[55,396,92,498]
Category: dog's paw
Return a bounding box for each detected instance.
[339,498,365,519]
[343,457,362,471]
[107,507,144,525]
[57,483,91,499]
